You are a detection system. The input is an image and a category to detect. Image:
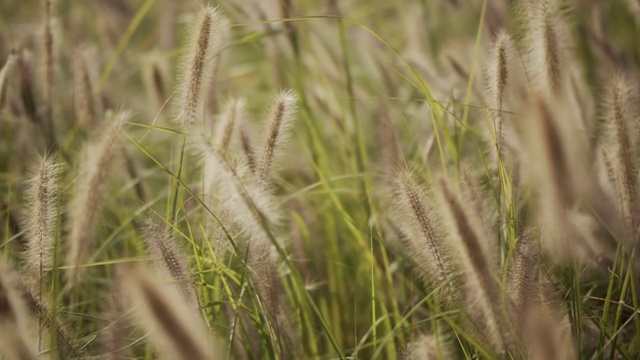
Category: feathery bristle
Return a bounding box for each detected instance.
[393,170,457,304]
[486,30,513,159]
[200,139,281,239]
[439,179,505,351]
[24,153,61,278]
[66,111,129,285]
[537,99,572,204]
[173,6,221,128]
[0,50,17,111]
[207,15,230,114]
[507,231,539,337]
[247,235,298,357]
[20,283,79,358]
[522,295,576,360]
[0,259,37,360]
[523,97,600,261]
[256,89,298,189]
[604,76,638,245]
[72,48,96,129]
[526,1,565,93]
[402,333,450,360]
[142,217,196,305]
[487,30,511,110]
[248,239,280,319]
[121,265,215,360]
[214,97,245,151]
[102,289,131,360]
[196,135,225,240]
[459,166,498,263]
[240,126,257,174]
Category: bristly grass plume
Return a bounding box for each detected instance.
[121,265,218,360]
[173,5,221,129]
[23,153,61,280]
[2,1,640,359]
[66,111,129,286]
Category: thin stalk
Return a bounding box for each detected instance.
[610,256,634,358]
[599,244,622,359]
[169,134,187,225]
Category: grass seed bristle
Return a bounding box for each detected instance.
[23,153,61,279]
[121,265,215,360]
[173,6,221,129]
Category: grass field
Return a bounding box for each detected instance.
[1,0,640,358]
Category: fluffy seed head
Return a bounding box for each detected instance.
[486,30,513,111]
[507,231,539,337]
[402,333,450,360]
[121,265,216,360]
[173,6,222,129]
[214,97,245,151]
[392,170,458,304]
[66,111,129,286]
[142,217,196,305]
[438,179,505,351]
[522,299,576,360]
[525,1,567,93]
[20,283,79,357]
[199,138,281,241]
[522,97,599,262]
[72,47,97,129]
[485,30,514,160]
[101,289,131,360]
[240,125,257,174]
[603,76,638,245]
[256,89,298,189]
[24,153,61,277]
